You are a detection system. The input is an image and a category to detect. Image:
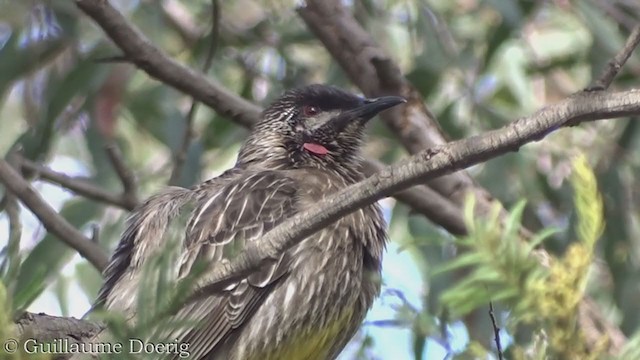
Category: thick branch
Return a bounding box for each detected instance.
[15,312,101,344]
[362,159,466,235]
[0,159,109,271]
[192,89,640,296]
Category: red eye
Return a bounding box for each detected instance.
[303,105,319,116]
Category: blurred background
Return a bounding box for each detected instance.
[1,0,640,359]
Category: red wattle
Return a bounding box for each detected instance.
[303,143,329,155]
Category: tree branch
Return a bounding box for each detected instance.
[362,159,466,235]
[299,2,639,350]
[2,191,22,284]
[104,143,138,204]
[72,0,466,235]
[192,89,640,297]
[587,25,640,91]
[0,159,109,271]
[61,0,637,353]
[15,312,101,345]
[75,0,261,129]
[297,0,506,222]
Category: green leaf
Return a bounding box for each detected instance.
[503,200,526,241]
[405,67,440,99]
[483,20,513,68]
[524,227,560,254]
[9,53,109,162]
[0,33,66,102]
[127,85,186,152]
[52,275,70,316]
[490,288,519,303]
[12,198,102,312]
[431,252,485,276]
[173,140,204,188]
[74,261,102,305]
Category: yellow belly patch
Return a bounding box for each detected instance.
[252,310,354,360]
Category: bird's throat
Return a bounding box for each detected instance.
[303,143,329,156]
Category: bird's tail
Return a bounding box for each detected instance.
[68,187,196,360]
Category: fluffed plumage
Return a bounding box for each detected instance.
[91,85,405,360]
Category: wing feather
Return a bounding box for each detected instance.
[94,186,194,313]
[166,171,299,359]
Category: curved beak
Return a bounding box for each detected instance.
[357,96,407,122]
[326,96,406,133]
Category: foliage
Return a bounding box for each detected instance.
[0,1,639,359]
[435,155,611,359]
[90,226,205,360]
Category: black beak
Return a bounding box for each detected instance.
[326,96,406,133]
[355,96,406,122]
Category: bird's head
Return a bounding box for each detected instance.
[238,84,405,171]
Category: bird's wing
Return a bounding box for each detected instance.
[165,170,299,359]
[93,186,195,312]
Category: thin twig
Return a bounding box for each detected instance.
[18,157,138,211]
[587,25,640,91]
[105,142,138,203]
[169,0,221,186]
[488,301,504,360]
[90,224,100,243]
[0,159,109,271]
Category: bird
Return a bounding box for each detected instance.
[91,84,405,360]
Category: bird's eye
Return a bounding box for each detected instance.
[302,105,319,116]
